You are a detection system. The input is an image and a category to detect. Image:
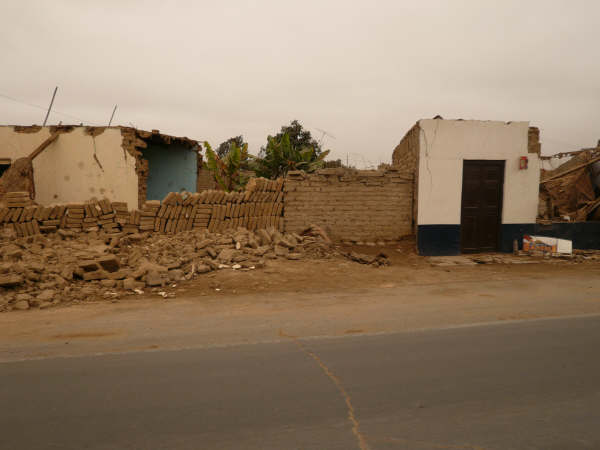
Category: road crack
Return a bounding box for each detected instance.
[279,329,371,450]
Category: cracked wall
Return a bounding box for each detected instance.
[416,119,540,226]
[0,126,138,206]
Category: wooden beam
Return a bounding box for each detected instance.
[540,155,600,184]
[27,132,60,161]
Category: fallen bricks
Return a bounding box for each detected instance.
[0,223,341,312]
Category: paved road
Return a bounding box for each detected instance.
[2,315,600,450]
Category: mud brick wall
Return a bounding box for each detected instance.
[196,165,217,191]
[392,123,419,170]
[0,177,284,238]
[283,168,414,243]
[392,123,420,233]
[528,127,541,155]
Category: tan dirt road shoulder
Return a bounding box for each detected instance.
[2,259,600,362]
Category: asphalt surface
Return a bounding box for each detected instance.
[2,315,600,450]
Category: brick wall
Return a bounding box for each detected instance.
[1,177,284,238]
[197,164,217,191]
[392,123,420,232]
[528,127,541,155]
[4,167,413,243]
[283,168,414,243]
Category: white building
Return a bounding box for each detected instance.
[393,118,541,255]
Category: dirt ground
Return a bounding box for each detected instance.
[129,239,600,299]
[3,240,600,362]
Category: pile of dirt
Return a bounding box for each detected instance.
[0,225,343,312]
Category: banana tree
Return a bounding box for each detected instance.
[203,140,249,192]
[251,132,330,179]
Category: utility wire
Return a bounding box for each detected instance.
[0,91,101,125]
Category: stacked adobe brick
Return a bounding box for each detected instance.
[0,176,285,238]
[206,177,284,233]
[1,192,39,236]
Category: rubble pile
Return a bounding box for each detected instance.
[539,146,600,222]
[0,224,334,312]
[0,177,284,238]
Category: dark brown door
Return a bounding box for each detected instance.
[460,160,505,253]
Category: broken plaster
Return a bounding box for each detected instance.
[13,125,42,134]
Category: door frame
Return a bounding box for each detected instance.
[460,159,505,253]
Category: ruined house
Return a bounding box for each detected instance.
[0,125,202,208]
[536,141,600,249]
[393,118,542,255]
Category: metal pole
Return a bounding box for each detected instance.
[108,105,117,126]
[42,86,58,126]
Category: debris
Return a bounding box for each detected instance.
[13,300,30,311]
[342,251,390,267]
[97,255,120,272]
[523,235,572,256]
[121,279,142,291]
[0,221,336,312]
[539,147,600,221]
[0,274,24,288]
[196,264,211,274]
[36,289,56,303]
[145,271,165,287]
[300,224,331,244]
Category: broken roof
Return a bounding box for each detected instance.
[3,124,200,148]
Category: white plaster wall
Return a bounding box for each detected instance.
[0,126,138,207]
[417,119,540,225]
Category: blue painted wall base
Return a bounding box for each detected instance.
[533,221,600,250]
[416,222,600,255]
[417,225,461,256]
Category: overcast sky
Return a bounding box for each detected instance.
[1,1,598,166]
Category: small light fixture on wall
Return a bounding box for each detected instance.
[519,156,528,170]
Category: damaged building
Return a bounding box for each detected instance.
[537,141,600,248]
[393,118,542,255]
[3,118,599,257]
[0,125,202,208]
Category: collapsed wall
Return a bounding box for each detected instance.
[283,168,414,243]
[0,177,284,238]
[2,166,413,244]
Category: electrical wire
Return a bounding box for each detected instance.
[0,91,101,125]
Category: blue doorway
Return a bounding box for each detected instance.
[144,143,198,200]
